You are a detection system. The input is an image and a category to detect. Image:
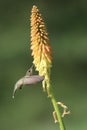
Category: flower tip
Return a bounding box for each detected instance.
[32,5,39,13]
[32,5,37,8]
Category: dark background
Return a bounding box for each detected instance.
[0,0,87,130]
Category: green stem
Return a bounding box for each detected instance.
[48,86,66,130]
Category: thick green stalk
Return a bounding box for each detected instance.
[48,86,66,130]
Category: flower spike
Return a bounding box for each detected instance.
[30,5,52,94]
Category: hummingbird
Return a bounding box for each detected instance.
[12,65,44,98]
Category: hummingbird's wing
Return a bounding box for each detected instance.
[24,75,44,84]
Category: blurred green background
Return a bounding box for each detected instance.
[0,0,87,130]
